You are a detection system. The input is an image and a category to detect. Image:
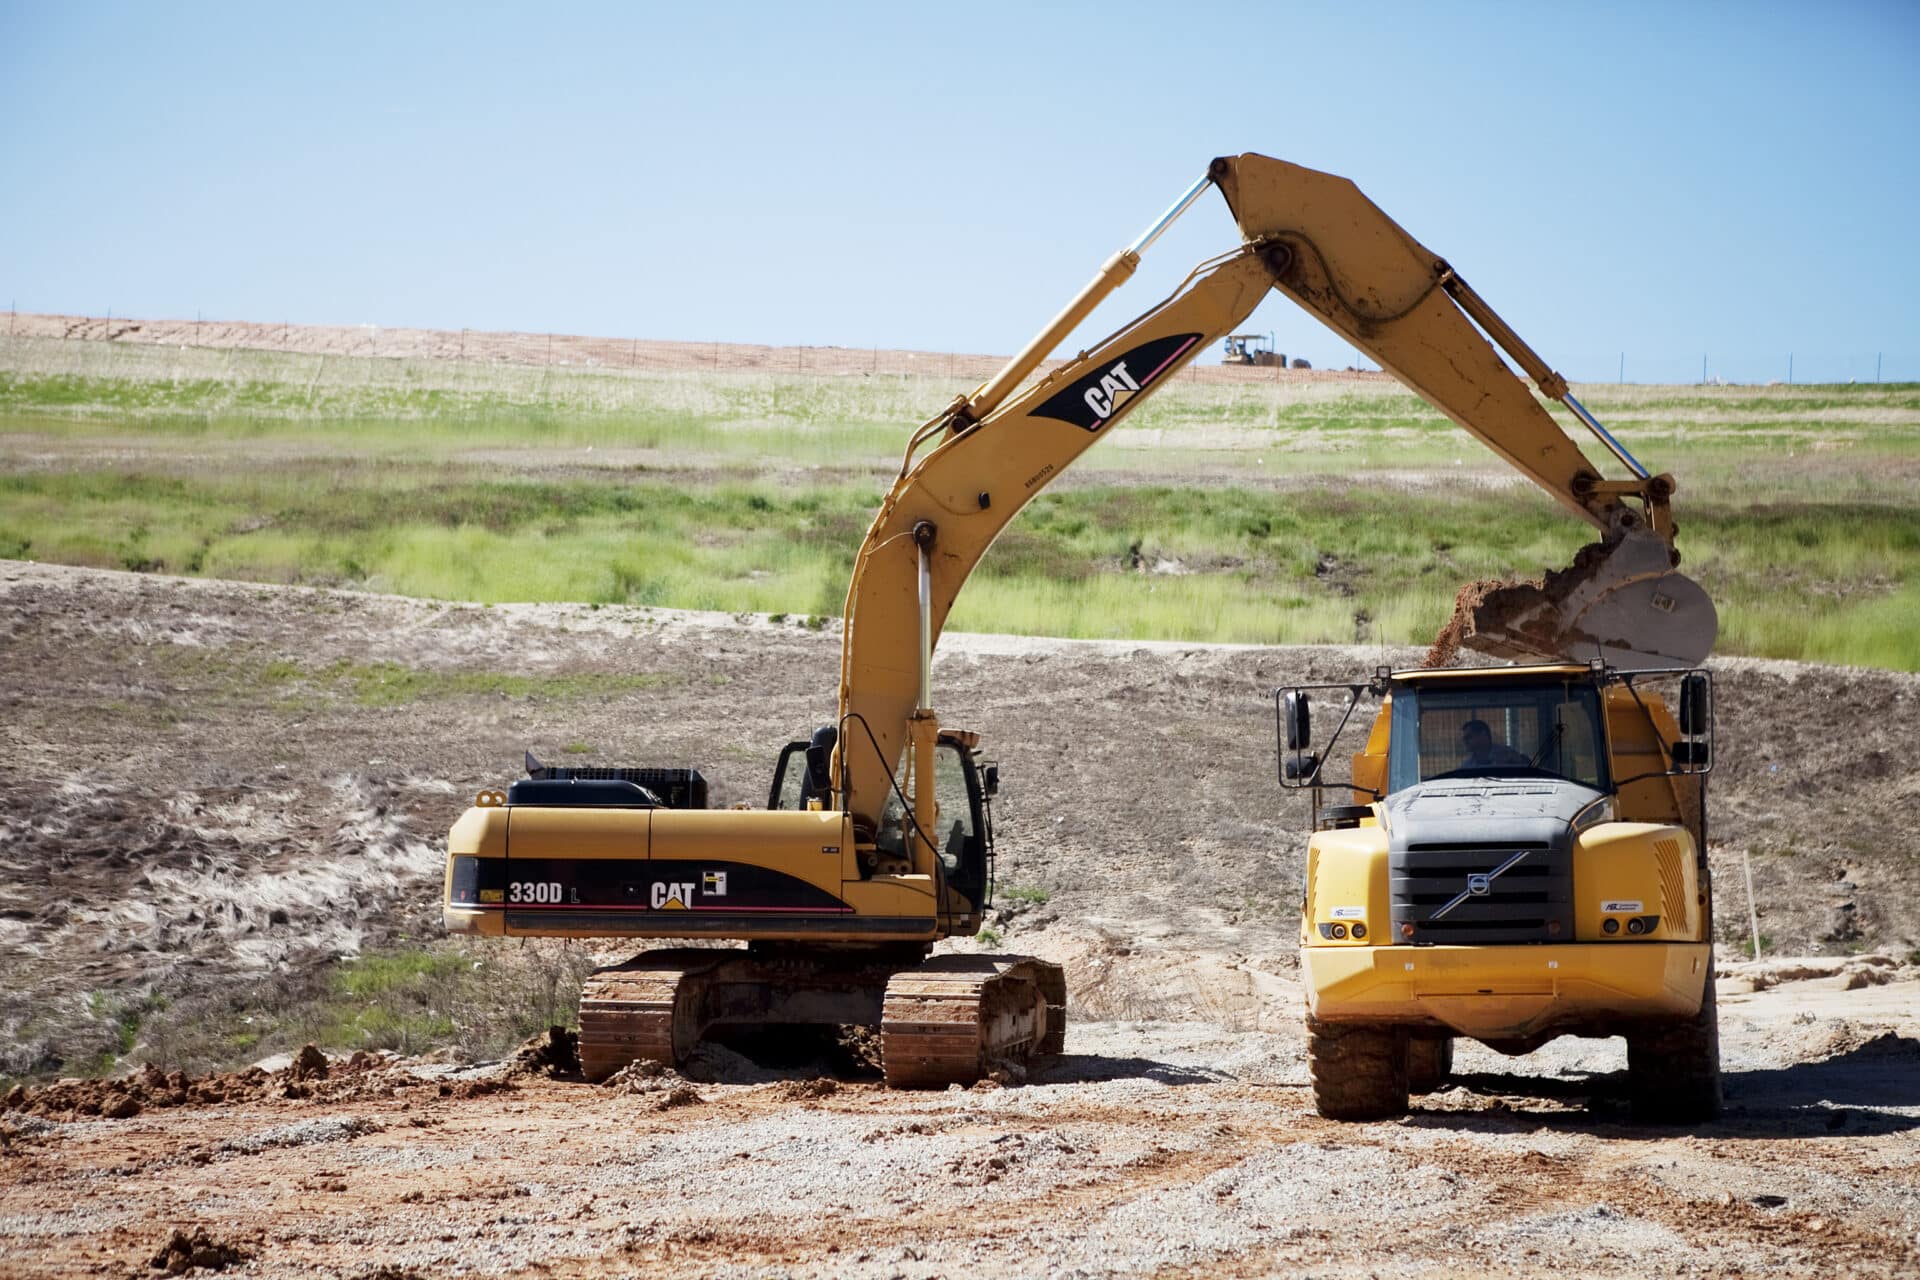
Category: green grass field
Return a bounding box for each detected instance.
[3,335,1917,669]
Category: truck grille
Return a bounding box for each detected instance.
[1390,840,1572,945]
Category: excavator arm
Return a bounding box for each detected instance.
[1210,154,1714,670]
[829,154,1715,851]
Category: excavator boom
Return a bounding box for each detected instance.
[834,251,1278,833]
[832,154,1714,835]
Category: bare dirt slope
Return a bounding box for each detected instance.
[1,560,1913,1047]
[3,309,1382,384]
[2,561,1919,1276]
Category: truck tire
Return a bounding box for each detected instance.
[1627,972,1722,1123]
[1407,1036,1454,1094]
[1307,1020,1409,1120]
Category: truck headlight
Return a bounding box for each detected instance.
[1572,799,1617,832]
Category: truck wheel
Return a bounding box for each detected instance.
[1627,973,1722,1123]
[1407,1036,1454,1095]
[1307,1020,1409,1120]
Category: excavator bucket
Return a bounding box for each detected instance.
[1441,525,1718,671]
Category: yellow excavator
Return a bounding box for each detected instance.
[443,155,1716,1089]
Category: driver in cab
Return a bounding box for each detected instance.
[1460,718,1528,768]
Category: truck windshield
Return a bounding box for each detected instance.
[1388,680,1610,793]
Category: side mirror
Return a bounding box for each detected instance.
[1671,740,1711,769]
[982,764,1000,797]
[1284,690,1312,751]
[1679,672,1710,737]
[1284,753,1321,782]
[804,724,838,797]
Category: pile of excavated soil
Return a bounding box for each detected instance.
[1,1047,401,1120]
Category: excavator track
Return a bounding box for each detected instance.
[881,956,1065,1089]
[578,949,1066,1088]
[576,949,728,1083]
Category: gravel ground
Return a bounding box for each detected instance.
[3,963,1917,1279]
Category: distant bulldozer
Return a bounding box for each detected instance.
[1222,332,1285,366]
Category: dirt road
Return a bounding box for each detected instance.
[4,962,1917,1279]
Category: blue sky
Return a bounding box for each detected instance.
[2,1,1915,383]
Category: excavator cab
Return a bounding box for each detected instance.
[768,732,996,907]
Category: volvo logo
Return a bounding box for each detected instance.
[1430,849,1532,920]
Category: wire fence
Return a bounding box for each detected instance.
[0,308,1385,387]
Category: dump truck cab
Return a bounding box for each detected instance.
[1280,661,1721,1122]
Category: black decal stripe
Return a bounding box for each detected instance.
[474,903,850,914]
[1030,333,1204,432]
[448,856,507,905]
[504,912,932,936]
[498,857,849,912]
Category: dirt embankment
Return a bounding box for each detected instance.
[1,561,1913,1063]
[1,309,1388,385]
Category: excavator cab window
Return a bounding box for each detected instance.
[871,742,990,900]
[768,741,810,810]
[771,739,991,899]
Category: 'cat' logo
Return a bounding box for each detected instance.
[651,881,696,909]
[1031,333,1202,432]
[1082,361,1140,420]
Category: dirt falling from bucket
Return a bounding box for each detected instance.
[1423,577,1522,668]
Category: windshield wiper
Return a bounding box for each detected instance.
[1531,720,1566,770]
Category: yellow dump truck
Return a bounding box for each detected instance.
[1280,662,1718,1122]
